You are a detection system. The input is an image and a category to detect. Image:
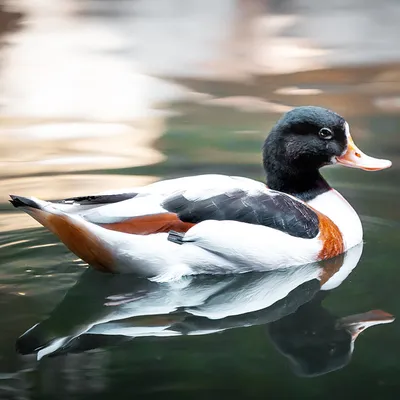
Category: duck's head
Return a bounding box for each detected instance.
[263,106,392,200]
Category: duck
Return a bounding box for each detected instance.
[10,106,392,281]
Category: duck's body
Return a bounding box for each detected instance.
[10,107,391,281]
[10,174,355,280]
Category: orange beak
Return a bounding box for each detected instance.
[336,126,392,171]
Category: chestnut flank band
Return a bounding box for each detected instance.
[100,213,194,235]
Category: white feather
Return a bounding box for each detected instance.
[79,195,167,223]
[307,189,363,251]
[180,220,322,274]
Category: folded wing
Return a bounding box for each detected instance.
[51,175,320,239]
[162,188,320,239]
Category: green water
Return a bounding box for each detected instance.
[1,1,400,399]
[1,112,399,399]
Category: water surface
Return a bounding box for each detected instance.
[0,1,400,399]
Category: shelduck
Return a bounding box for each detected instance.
[10,106,392,281]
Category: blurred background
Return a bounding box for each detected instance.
[0,0,400,399]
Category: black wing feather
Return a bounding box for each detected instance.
[54,193,138,205]
[163,190,319,239]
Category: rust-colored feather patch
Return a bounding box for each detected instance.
[100,213,194,235]
[28,209,115,272]
[316,211,344,261]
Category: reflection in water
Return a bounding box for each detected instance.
[0,121,165,177]
[268,298,393,377]
[16,243,394,377]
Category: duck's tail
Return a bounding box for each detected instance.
[10,194,64,229]
[10,195,119,273]
[9,195,182,278]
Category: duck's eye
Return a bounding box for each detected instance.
[318,127,333,140]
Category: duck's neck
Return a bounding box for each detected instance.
[266,167,331,202]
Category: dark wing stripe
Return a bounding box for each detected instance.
[54,193,138,205]
[163,190,320,239]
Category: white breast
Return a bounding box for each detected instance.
[307,189,363,251]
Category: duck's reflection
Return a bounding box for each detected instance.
[16,243,394,377]
[268,293,393,377]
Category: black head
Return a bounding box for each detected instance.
[263,106,347,200]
